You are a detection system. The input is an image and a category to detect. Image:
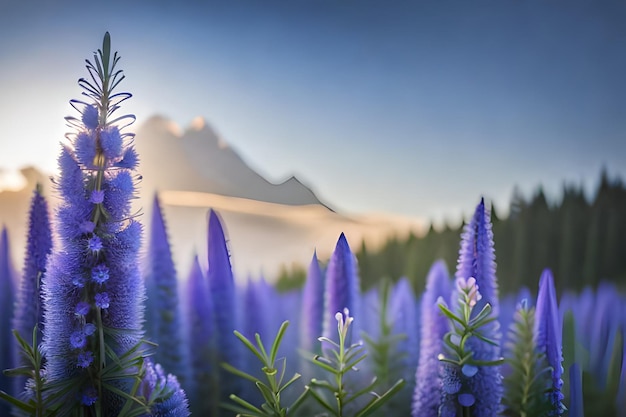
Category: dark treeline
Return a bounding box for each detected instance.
[276,170,626,296]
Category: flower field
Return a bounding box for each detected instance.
[0,33,624,417]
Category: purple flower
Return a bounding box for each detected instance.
[0,227,16,409]
[140,359,190,417]
[70,331,87,350]
[144,195,188,386]
[568,363,583,417]
[323,233,361,343]
[90,190,105,204]
[114,146,139,169]
[77,351,94,368]
[184,254,214,416]
[40,33,167,415]
[82,104,98,130]
[95,292,110,309]
[452,199,503,417]
[91,264,109,284]
[207,209,241,399]
[75,131,97,167]
[75,301,90,316]
[534,269,564,415]
[389,277,419,381]
[100,126,123,160]
[300,251,325,354]
[87,235,103,252]
[411,260,451,417]
[12,186,52,394]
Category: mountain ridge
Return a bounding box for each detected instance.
[136,115,327,208]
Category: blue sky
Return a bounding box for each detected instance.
[1,0,625,225]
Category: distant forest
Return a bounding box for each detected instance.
[276,170,626,296]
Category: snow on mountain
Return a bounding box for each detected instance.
[135,115,324,206]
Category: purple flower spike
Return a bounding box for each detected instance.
[184,254,214,416]
[300,251,325,354]
[454,199,503,417]
[323,233,361,343]
[144,195,189,387]
[12,186,52,394]
[411,260,451,417]
[0,227,16,406]
[39,33,173,415]
[141,359,190,417]
[535,269,564,415]
[456,198,499,316]
[207,209,241,398]
[390,277,419,381]
[568,363,583,417]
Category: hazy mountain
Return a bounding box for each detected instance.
[0,117,424,281]
[135,115,325,207]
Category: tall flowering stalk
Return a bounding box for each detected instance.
[534,269,565,416]
[412,260,452,417]
[0,227,16,413]
[450,198,503,417]
[144,195,189,386]
[323,233,361,344]
[207,208,242,402]
[21,33,190,416]
[184,254,216,416]
[438,277,503,417]
[300,251,325,355]
[12,185,52,396]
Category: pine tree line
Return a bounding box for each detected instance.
[355,170,626,296]
[275,169,626,295]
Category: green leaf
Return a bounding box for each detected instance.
[234,330,266,365]
[270,321,289,365]
[354,379,406,417]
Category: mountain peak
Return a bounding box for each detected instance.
[135,115,328,207]
[189,116,206,132]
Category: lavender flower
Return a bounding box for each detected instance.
[390,277,419,382]
[300,251,325,354]
[534,269,565,416]
[40,33,156,414]
[568,363,584,417]
[144,195,189,386]
[241,277,272,344]
[0,227,16,409]
[438,276,503,417]
[12,186,52,347]
[207,209,242,399]
[411,260,451,417]
[452,198,503,417]
[140,359,190,417]
[184,254,216,416]
[323,233,361,344]
[456,198,499,317]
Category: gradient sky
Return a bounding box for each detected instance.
[1,0,625,226]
